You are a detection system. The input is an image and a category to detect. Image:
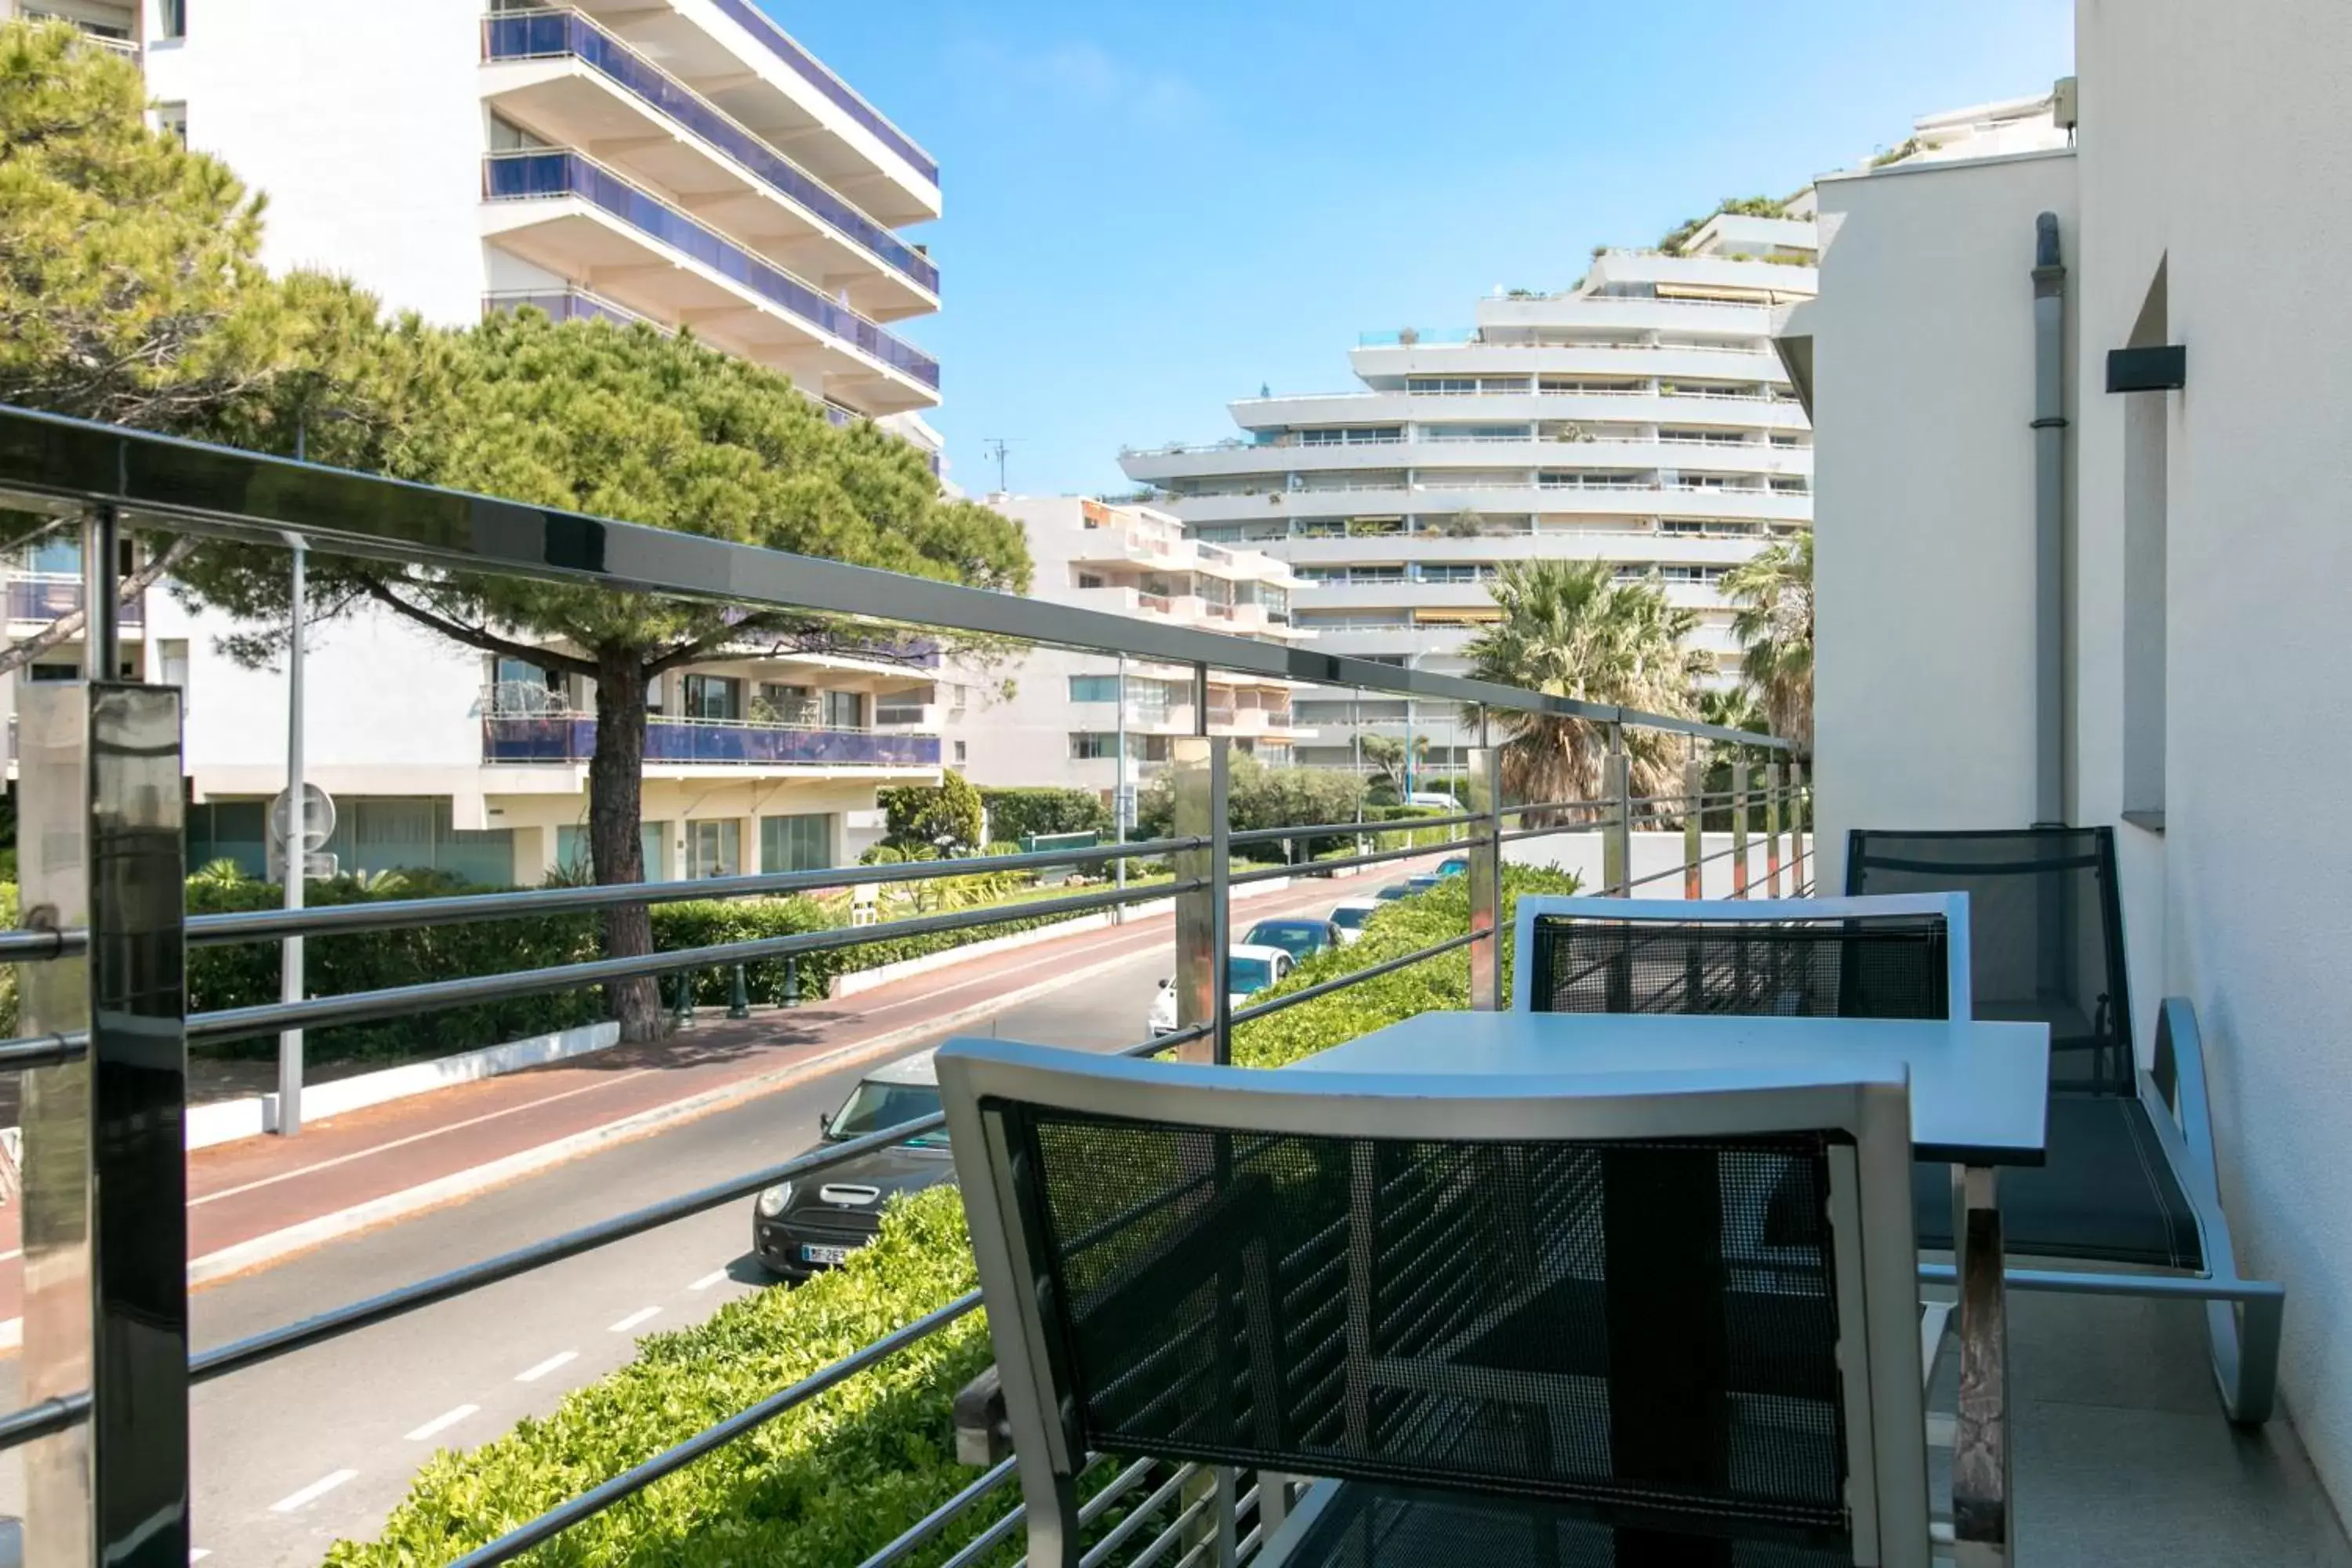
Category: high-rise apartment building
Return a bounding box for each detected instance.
[956,497,1311,814]
[4,2,955,882]
[1120,212,1817,777]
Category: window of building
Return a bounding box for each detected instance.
[1075,572,1105,589]
[687,819,742,879]
[822,690,864,730]
[155,0,185,39]
[28,663,78,682]
[757,681,813,725]
[557,822,667,880]
[681,673,742,721]
[1071,732,1148,761]
[153,101,186,143]
[1069,674,1120,702]
[314,797,515,886]
[760,813,833,873]
[953,739,967,764]
[873,688,928,725]
[488,114,550,153]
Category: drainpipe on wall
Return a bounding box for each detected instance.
[2031,212,2069,826]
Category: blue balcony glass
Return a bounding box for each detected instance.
[482,150,940,390]
[484,716,941,768]
[482,286,662,332]
[6,575,143,626]
[702,0,938,187]
[481,11,937,296]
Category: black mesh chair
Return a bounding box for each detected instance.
[939,1036,1940,1567]
[1849,826,2285,1423]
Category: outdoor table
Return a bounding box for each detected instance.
[1296,1009,2052,1541]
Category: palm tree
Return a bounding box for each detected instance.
[1461,559,1713,818]
[1722,531,1813,760]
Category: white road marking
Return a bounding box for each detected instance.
[608,1306,662,1334]
[270,1468,358,1513]
[688,1269,729,1291]
[404,1403,481,1442]
[515,1350,579,1382]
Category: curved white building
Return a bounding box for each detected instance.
[1120,210,1819,776]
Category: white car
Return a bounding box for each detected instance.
[1146,943,1295,1036]
[1327,898,1381,946]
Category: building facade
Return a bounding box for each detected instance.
[1119,216,1817,778]
[5,0,953,884]
[958,497,1311,817]
[1786,1,2352,1511]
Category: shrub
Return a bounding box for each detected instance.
[1132,753,1367,860]
[878,772,985,856]
[1232,866,1581,1070]
[329,1187,1007,1568]
[978,787,1109,845]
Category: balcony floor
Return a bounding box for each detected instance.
[1925,1272,2351,1564]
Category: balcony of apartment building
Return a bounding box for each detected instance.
[1347,336,1790,386]
[1583,247,1817,303]
[478,656,940,774]
[1067,562,1303,641]
[479,137,938,415]
[1472,288,1779,337]
[1149,477,1808,529]
[547,0,939,227]
[8,0,141,55]
[479,8,936,321]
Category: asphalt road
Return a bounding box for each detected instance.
[0,919,1232,1567]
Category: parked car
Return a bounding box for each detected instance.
[753,1052,950,1280]
[1327,898,1381,945]
[1145,943,1295,1036]
[1374,882,1416,902]
[1405,791,1461,811]
[1240,916,1341,961]
[1436,856,1472,878]
[1406,873,1443,891]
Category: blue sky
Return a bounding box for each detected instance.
[767,1,2074,499]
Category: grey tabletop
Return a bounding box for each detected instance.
[1295,1011,2052,1166]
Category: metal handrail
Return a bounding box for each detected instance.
[0,405,1787,752]
[851,1455,1018,1568]
[0,927,88,961]
[187,879,1204,1043]
[0,1030,89,1071]
[184,835,1201,946]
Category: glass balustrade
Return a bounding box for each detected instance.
[482,150,939,389]
[484,715,941,767]
[483,11,937,294]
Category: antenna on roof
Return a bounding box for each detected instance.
[982,437,1022,495]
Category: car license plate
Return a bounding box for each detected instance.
[800,1243,855,1266]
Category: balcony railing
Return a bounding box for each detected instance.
[704,0,938,186]
[5,575,143,626]
[483,713,942,767]
[0,403,1801,1568]
[482,150,941,389]
[481,9,938,295]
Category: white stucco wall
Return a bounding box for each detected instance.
[1799,151,2078,892]
[2072,0,2352,1504]
[140,0,491,324]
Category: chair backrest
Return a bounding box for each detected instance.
[940,1036,1930,1566]
[1846,827,2134,1094]
[1511,894,1970,1023]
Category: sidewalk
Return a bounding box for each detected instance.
[0,865,1401,1335]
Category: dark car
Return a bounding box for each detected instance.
[1240,916,1341,961]
[1374,881,1416,902]
[753,1052,951,1280]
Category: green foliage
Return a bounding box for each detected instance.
[1871,137,1923,169]
[330,1187,1004,1568]
[877,771,986,856]
[1131,753,1368,862]
[0,20,381,441]
[1657,194,1791,256]
[977,786,1110,845]
[1232,866,1582,1070]
[1463,558,1710,814]
[1722,529,1813,761]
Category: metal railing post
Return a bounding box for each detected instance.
[1170,735,1230,1064]
[1467,744,1502,1011]
[1731,756,1751,898]
[1765,760,1784,898]
[18,677,191,1568]
[1601,723,1631,896]
[1790,762,1809,891]
[1682,756,1704,900]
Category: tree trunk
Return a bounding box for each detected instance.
[590,648,663,1042]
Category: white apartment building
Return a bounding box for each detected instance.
[959,497,1311,815]
[5,0,955,884]
[1784,0,2352,1513]
[1119,216,1817,777]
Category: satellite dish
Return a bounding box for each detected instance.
[268,782,336,851]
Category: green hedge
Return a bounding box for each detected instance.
[330,1187,1001,1568]
[978,786,1110,844]
[340,863,1584,1565]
